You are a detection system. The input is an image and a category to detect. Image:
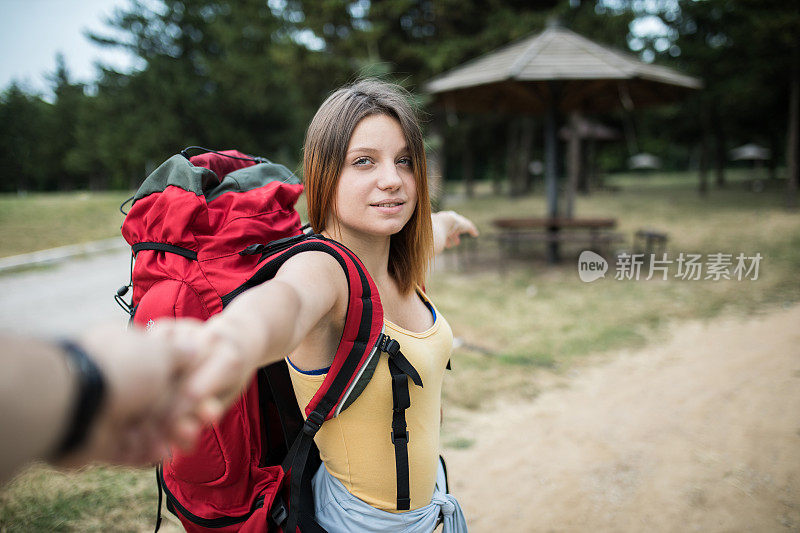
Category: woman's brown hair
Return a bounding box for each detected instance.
[303,78,433,295]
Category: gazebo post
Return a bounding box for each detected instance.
[544,82,560,263]
[565,110,582,219]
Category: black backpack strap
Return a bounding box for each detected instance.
[132,242,198,260]
[261,363,324,532]
[309,240,424,511]
[381,333,423,510]
[258,362,307,466]
[222,236,359,307]
[224,236,372,532]
[281,410,324,533]
[154,465,163,532]
[439,455,450,493]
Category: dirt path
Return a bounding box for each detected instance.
[445,305,800,532]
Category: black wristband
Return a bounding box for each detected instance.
[52,340,107,459]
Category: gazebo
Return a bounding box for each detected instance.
[730,143,772,189]
[629,152,662,170]
[424,25,702,262]
[730,143,771,162]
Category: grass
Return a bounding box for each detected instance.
[0,191,134,258]
[0,191,310,259]
[1,168,798,530]
[430,168,800,411]
[0,464,179,532]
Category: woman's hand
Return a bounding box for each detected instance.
[432,210,479,255]
[152,317,256,445]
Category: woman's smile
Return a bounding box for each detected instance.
[370,198,406,214]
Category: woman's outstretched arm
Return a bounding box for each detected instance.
[162,250,347,426]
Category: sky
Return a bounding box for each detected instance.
[0,0,137,98]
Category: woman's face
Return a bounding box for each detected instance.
[328,113,418,241]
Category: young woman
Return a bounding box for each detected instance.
[168,79,475,532]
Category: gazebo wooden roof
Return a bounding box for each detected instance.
[425,26,702,114]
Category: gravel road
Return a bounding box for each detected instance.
[0,247,132,337]
[445,305,800,532]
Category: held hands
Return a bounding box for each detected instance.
[58,319,259,468]
[155,317,258,436]
[431,210,479,255]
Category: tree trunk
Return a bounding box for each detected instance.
[90,173,108,191]
[579,136,591,193]
[698,137,709,196]
[427,122,445,211]
[787,59,799,210]
[462,143,474,199]
[58,171,73,191]
[14,171,28,193]
[712,107,727,188]
[524,120,537,193]
[768,134,779,181]
[129,172,141,191]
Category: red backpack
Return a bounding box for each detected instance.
[118,148,423,532]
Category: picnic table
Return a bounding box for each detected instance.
[492,216,624,263]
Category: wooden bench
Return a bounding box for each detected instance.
[633,229,668,257]
[492,217,624,265]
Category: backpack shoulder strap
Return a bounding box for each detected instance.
[220,234,384,421]
[221,234,386,532]
[223,234,423,528]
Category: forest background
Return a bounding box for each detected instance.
[0,0,797,200]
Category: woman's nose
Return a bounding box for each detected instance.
[376,162,403,190]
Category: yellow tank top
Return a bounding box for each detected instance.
[287,289,453,511]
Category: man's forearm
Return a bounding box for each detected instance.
[0,336,76,484]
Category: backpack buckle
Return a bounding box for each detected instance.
[270,500,288,526]
[303,410,324,435]
[239,243,266,256]
[263,233,308,253]
[391,429,409,444]
[239,233,309,258]
[380,335,401,357]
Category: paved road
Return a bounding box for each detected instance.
[0,245,132,337]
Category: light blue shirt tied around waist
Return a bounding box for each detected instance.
[311,458,468,533]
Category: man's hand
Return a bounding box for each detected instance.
[432,210,479,255]
[56,324,196,468]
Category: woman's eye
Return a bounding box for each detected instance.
[397,157,412,167]
[353,157,371,166]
